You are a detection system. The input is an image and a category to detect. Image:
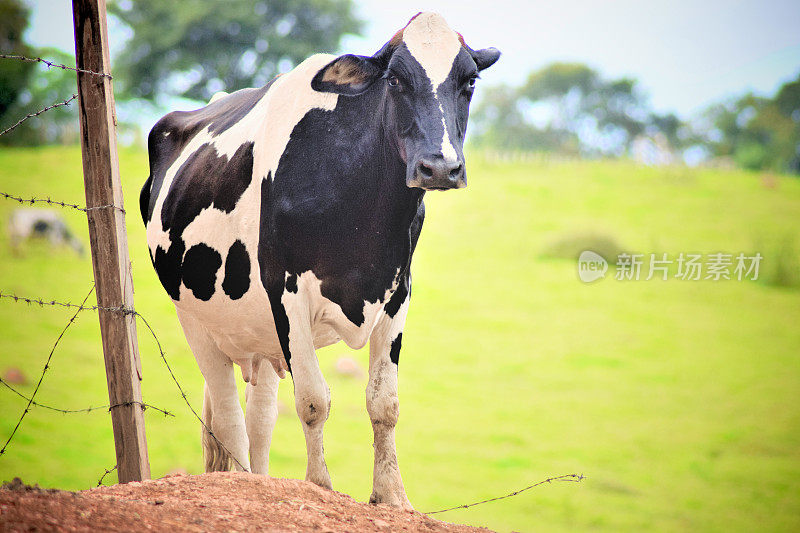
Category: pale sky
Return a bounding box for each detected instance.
[25,0,800,118]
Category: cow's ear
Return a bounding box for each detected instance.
[311,54,383,96]
[471,47,501,71]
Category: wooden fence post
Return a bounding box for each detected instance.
[72,0,150,483]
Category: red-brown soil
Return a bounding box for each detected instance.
[0,472,492,532]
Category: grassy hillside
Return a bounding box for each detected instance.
[1,146,798,532]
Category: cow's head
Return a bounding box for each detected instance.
[312,12,500,190]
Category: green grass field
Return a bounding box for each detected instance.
[1,146,798,532]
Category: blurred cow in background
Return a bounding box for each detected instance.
[8,209,84,256]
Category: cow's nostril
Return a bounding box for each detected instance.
[449,164,463,179]
[418,162,434,178]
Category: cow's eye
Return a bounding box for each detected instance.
[387,76,400,88]
[467,76,478,88]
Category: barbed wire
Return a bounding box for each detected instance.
[0,54,112,79]
[425,473,585,514]
[97,465,117,487]
[0,290,132,314]
[0,286,95,457]
[0,377,173,417]
[0,54,111,139]
[0,288,250,473]
[1,192,125,215]
[1,283,573,492]
[0,54,109,145]
[0,94,78,138]
[0,50,245,484]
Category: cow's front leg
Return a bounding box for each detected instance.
[293,345,332,489]
[268,279,332,489]
[367,296,412,509]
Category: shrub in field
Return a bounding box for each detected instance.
[759,235,800,289]
[541,230,625,262]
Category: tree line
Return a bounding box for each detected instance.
[470,62,800,174]
[1,0,798,174]
[0,0,360,144]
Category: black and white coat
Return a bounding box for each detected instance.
[141,12,499,508]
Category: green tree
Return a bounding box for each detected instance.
[647,112,683,149]
[591,77,647,146]
[774,75,800,116]
[522,63,599,101]
[520,63,600,134]
[109,0,363,103]
[699,76,800,174]
[470,84,578,153]
[472,62,655,156]
[0,0,35,120]
[772,73,800,172]
[1,47,80,145]
[0,1,79,146]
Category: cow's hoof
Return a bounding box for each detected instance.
[311,478,333,490]
[306,470,332,490]
[369,491,414,511]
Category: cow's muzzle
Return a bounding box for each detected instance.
[407,155,466,190]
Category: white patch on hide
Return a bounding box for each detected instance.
[403,12,462,162]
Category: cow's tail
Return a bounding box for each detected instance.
[139,174,153,227]
[201,382,233,472]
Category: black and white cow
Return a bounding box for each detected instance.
[141,12,498,508]
[8,209,84,256]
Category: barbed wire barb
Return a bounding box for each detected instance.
[0,54,112,79]
[425,473,585,514]
[0,94,78,138]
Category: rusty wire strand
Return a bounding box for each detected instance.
[425,473,585,514]
[0,54,112,79]
[97,465,117,487]
[0,94,78,137]
[1,191,125,215]
[0,286,95,457]
[0,377,173,417]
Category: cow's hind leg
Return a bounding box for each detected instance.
[267,281,332,489]
[366,295,412,509]
[178,311,251,472]
[245,361,280,475]
[202,382,231,471]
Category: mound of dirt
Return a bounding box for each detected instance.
[0,472,491,532]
